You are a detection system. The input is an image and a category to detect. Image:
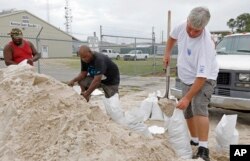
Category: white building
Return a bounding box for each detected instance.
[0,9,79,58]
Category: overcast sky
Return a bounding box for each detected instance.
[1,0,249,42]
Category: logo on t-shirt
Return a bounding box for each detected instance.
[87,66,101,77]
[88,66,96,77]
[199,65,205,73]
[187,49,191,56]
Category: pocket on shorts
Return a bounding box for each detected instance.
[203,80,216,100]
[204,89,213,100]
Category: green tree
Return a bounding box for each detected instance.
[227,18,236,33]
[227,13,250,33]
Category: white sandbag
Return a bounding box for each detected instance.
[139,92,165,121]
[124,108,152,138]
[127,121,153,138]
[18,59,28,66]
[103,93,126,125]
[73,86,103,96]
[73,85,81,94]
[215,114,239,153]
[103,95,152,137]
[167,108,192,159]
[163,115,170,131]
[150,102,164,121]
[125,108,144,124]
[139,95,155,121]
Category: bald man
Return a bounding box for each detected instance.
[68,45,120,102]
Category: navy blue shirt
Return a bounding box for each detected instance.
[81,52,120,85]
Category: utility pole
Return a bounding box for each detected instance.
[64,0,73,33]
[100,25,103,42]
[100,25,103,50]
[152,26,156,74]
[162,30,164,44]
[46,0,50,23]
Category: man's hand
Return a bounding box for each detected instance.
[163,54,171,69]
[27,59,33,65]
[177,77,206,110]
[176,96,191,110]
[82,91,90,102]
[68,80,75,87]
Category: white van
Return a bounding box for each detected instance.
[170,33,250,111]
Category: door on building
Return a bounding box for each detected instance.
[41,45,49,58]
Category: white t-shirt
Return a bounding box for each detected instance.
[170,21,219,85]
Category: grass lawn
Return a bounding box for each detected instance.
[59,57,177,76]
[115,57,177,76]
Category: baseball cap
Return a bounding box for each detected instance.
[8,28,23,38]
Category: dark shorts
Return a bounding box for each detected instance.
[78,76,119,98]
[182,79,216,119]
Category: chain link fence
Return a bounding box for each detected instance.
[0,35,86,81]
[100,34,158,76]
[0,32,177,81]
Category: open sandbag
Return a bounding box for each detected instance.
[167,108,192,159]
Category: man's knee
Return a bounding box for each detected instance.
[102,84,119,98]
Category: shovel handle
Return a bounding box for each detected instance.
[163,65,170,98]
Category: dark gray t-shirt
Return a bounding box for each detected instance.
[81,52,120,85]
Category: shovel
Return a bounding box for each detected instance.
[158,65,177,116]
[163,65,170,98]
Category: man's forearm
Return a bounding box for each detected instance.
[5,60,17,66]
[71,72,86,83]
[85,79,100,96]
[163,37,176,67]
[32,53,41,62]
[84,75,102,96]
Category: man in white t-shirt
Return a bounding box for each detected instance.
[163,7,219,161]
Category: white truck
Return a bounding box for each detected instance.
[101,49,120,60]
[123,50,149,61]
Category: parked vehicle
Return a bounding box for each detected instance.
[101,49,120,60]
[170,33,250,111]
[123,50,149,61]
[0,47,4,60]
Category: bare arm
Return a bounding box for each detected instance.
[68,71,88,86]
[177,77,206,110]
[163,37,177,68]
[82,75,102,101]
[3,44,16,66]
[29,41,40,62]
[26,41,40,65]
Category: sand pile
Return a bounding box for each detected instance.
[0,64,204,161]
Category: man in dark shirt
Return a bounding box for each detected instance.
[68,45,120,102]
